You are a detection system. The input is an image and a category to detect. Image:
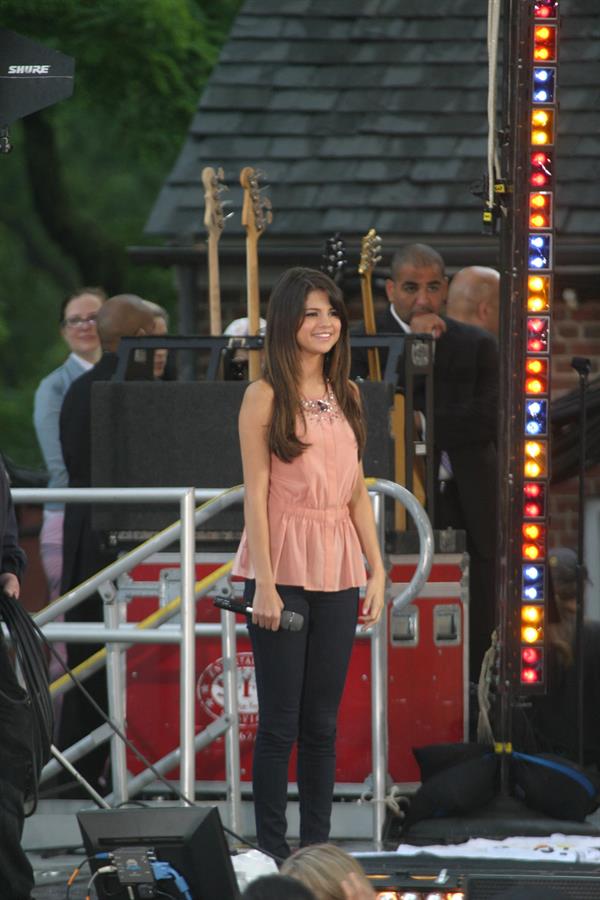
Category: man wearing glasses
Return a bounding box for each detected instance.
[33,288,106,602]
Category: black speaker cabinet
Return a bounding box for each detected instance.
[90,380,395,538]
[467,871,600,898]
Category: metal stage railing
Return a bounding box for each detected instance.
[13,480,433,849]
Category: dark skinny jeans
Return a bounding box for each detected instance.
[245,581,359,860]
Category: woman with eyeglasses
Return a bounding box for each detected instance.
[33,287,106,602]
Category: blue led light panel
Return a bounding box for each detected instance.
[525,399,548,436]
[533,68,556,103]
[522,563,545,602]
[529,234,552,270]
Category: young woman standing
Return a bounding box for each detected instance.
[233,267,385,859]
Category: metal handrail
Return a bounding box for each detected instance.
[14,485,243,822]
[365,477,434,846]
[13,479,433,847]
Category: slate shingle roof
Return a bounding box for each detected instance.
[144,0,600,264]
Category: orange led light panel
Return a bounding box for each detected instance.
[522,605,543,624]
[531,110,555,146]
[522,624,543,643]
[533,24,557,62]
[525,376,547,394]
[524,441,547,479]
[527,275,551,313]
[525,460,542,478]
[523,523,542,540]
[525,441,543,458]
[523,543,541,560]
[530,213,548,228]
[528,275,549,292]
[532,130,549,146]
[529,192,552,230]
[526,358,547,375]
[527,296,550,313]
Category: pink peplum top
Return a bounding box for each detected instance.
[232,398,367,592]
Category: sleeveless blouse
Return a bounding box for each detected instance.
[232,404,367,592]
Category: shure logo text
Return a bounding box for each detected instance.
[8,65,51,74]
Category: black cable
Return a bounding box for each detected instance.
[0,590,54,815]
[65,855,93,900]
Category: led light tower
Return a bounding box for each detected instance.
[496,0,559,695]
[515,0,558,689]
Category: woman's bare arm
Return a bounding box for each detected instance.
[238,380,283,630]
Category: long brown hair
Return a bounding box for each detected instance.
[264,267,365,462]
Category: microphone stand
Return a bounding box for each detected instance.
[570,355,591,767]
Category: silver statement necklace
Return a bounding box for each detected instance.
[300,382,340,422]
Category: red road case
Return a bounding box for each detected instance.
[124,552,468,787]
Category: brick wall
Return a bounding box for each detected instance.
[549,296,600,546]
[549,463,600,548]
[551,297,600,397]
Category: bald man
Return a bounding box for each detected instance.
[57,294,155,793]
[446,267,500,337]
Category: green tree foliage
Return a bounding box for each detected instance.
[0,0,242,466]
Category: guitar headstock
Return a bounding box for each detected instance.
[321,233,348,284]
[358,228,382,277]
[202,166,228,240]
[240,166,272,239]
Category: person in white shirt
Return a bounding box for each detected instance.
[33,287,106,600]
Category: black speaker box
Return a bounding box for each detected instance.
[359,853,600,900]
[467,872,600,899]
[90,380,395,537]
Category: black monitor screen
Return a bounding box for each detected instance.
[77,805,240,900]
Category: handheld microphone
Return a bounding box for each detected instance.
[214,595,304,632]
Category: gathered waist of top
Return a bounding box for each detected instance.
[271,503,351,524]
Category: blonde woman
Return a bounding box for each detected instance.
[281,844,375,900]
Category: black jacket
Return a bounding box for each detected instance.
[0,465,26,583]
[59,352,119,593]
[351,309,499,559]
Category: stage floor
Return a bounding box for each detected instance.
[27,800,600,898]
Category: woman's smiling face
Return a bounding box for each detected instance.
[295,289,341,357]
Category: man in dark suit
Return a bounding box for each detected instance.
[58,294,155,792]
[352,243,499,678]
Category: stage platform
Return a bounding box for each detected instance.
[26,798,600,898]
